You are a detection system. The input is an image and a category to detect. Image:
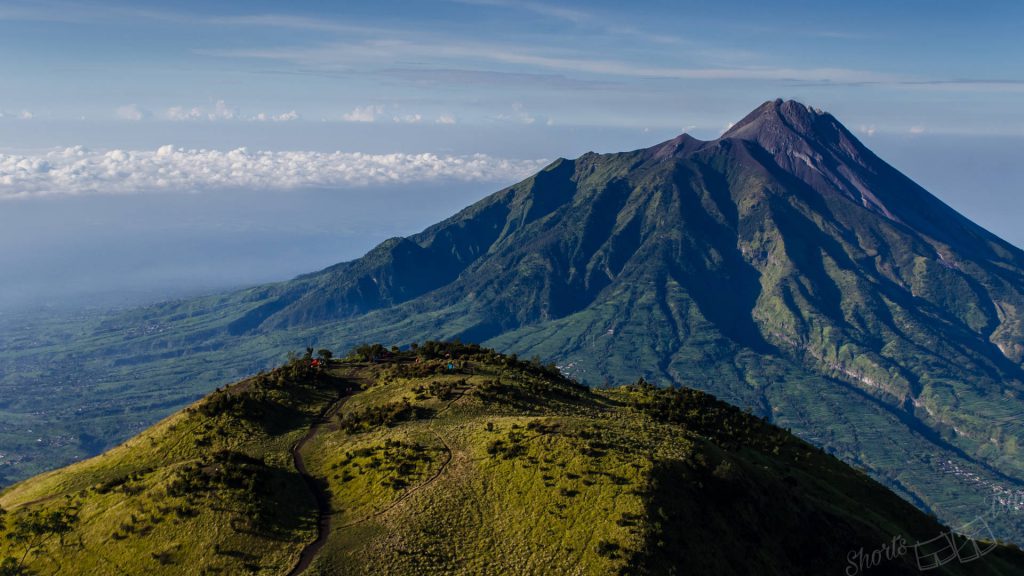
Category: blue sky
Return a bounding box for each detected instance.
[1,0,1022,145]
[0,0,1022,310]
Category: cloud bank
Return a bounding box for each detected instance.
[161,100,300,122]
[341,105,384,122]
[0,109,34,120]
[165,100,238,121]
[0,146,549,199]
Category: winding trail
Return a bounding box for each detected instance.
[285,366,475,574]
[285,386,350,576]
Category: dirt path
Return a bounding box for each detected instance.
[286,366,473,573]
[284,387,350,576]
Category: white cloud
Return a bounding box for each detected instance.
[858,124,876,136]
[251,110,300,122]
[165,106,204,121]
[909,126,926,135]
[392,113,422,124]
[435,114,457,125]
[513,103,535,124]
[451,0,590,24]
[209,14,388,35]
[0,109,32,120]
[163,100,239,121]
[341,105,384,122]
[0,145,550,198]
[204,39,901,85]
[495,102,535,124]
[115,104,147,121]
[208,99,237,121]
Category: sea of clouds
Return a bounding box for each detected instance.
[0,145,550,198]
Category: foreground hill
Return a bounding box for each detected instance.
[2,99,1024,544]
[2,343,1023,575]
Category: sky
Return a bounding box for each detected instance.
[0,0,1022,310]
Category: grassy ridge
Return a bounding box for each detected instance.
[0,353,350,575]
[3,342,1023,575]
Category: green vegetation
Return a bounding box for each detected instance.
[0,352,352,575]
[2,99,1024,549]
[336,400,423,433]
[3,342,1024,575]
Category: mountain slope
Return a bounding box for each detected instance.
[3,344,1023,575]
[2,99,1024,544]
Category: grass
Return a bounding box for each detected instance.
[3,342,1024,575]
[0,355,348,575]
[301,356,650,576]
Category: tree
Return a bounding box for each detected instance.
[0,557,30,576]
[4,505,79,571]
[353,343,387,362]
[316,349,333,363]
[43,509,77,548]
[6,512,46,571]
[633,377,655,392]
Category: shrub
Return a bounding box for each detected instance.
[596,539,621,558]
[338,400,423,433]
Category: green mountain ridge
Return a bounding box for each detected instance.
[3,344,1023,575]
[2,99,1024,545]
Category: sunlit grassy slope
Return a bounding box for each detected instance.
[2,342,1023,575]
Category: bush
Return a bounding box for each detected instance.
[596,539,621,558]
[351,343,388,362]
[338,400,421,433]
[0,556,31,576]
[712,460,738,481]
[486,433,527,459]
